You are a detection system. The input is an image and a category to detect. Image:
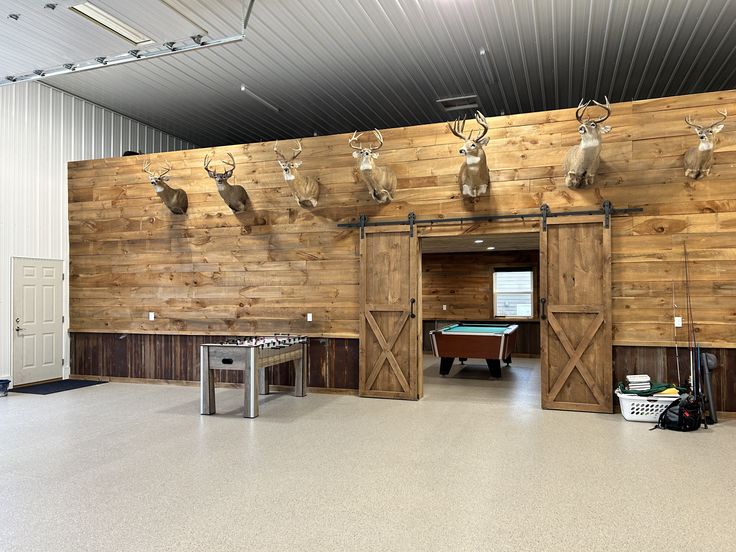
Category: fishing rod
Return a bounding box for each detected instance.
[684,243,699,399]
[672,282,681,387]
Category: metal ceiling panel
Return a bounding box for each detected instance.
[2,0,736,147]
[0,0,213,75]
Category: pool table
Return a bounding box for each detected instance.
[429,323,519,378]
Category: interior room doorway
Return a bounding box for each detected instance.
[420,232,541,407]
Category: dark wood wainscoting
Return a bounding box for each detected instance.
[613,346,736,413]
[71,334,734,411]
[71,333,359,391]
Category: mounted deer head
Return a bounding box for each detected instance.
[562,97,611,188]
[274,139,320,208]
[448,111,490,201]
[204,152,248,213]
[349,129,397,204]
[684,110,727,179]
[143,160,188,215]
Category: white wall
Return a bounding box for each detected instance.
[0,81,194,385]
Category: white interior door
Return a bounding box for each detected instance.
[12,258,64,386]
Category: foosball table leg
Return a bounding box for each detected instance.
[294,342,306,397]
[244,348,259,418]
[200,350,216,415]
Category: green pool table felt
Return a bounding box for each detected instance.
[441,324,513,334]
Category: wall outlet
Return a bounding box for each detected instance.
[674,316,683,328]
[148,312,155,321]
[442,304,447,311]
[306,312,313,322]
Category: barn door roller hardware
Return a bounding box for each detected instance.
[338,202,642,237]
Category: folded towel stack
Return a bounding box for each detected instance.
[626,374,651,391]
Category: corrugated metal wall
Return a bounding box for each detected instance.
[0,81,195,384]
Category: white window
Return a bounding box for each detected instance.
[493,270,534,318]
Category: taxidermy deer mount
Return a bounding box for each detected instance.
[204,152,248,213]
[563,97,611,188]
[448,111,490,202]
[684,110,727,179]
[274,139,320,208]
[143,160,188,215]
[349,129,397,204]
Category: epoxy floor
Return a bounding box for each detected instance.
[1,356,734,552]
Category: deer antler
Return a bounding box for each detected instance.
[684,115,702,130]
[143,160,171,179]
[204,153,235,176]
[575,98,592,123]
[143,160,156,177]
[291,140,303,160]
[473,111,489,141]
[709,109,728,128]
[590,96,611,123]
[224,153,236,170]
[274,140,303,161]
[349,131,364,150]
[448,115,469,141]
[371,129,384,151]
[273,141,287,162]
[158,161,171,178]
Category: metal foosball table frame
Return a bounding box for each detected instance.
[200,336,308,418]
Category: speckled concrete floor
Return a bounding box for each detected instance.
[1,356,734,552]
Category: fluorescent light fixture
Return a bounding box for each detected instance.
[474,239,484,243]
[486,246,495,250]
[241,84,281,113]
[70,2,154,45]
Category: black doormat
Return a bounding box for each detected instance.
[11,380,106,395]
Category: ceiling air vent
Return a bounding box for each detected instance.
[436,94,479,113]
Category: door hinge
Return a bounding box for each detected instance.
[62,315,65,323]
[62,273,65,281]
[61,358,65,366]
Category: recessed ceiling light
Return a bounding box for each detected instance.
[486,246,495,250]
[474,239,484,244]
[70,3,154,45]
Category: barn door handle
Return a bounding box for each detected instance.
[540,298,547,320]
[410,298,416,319]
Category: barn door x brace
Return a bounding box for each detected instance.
[337,201,643,238]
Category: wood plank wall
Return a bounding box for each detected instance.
[69,89,736,349]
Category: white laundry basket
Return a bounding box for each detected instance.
[615,389,680,422]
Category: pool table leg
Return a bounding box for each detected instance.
[486,359,502,379]
[439,357,454,376]
[503,355,512,366]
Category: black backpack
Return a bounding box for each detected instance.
[651,395,707,432]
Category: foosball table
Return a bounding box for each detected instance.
[200,335,308,419]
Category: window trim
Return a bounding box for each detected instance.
[491,265,537,320]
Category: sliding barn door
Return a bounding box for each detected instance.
[540,217,612,412]
[360,230,422,400]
